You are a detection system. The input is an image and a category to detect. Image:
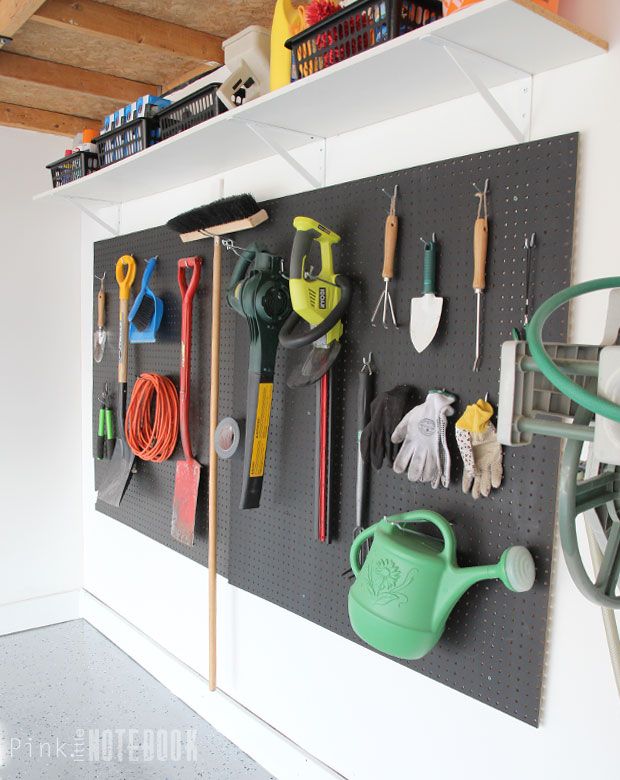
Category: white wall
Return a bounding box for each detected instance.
[0,127,82,626]
[80,2,619,778]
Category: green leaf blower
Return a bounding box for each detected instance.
[227,243,292,510]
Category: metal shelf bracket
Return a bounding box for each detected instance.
[64,196,121,236]
[423,34,533,144]
[234,118,327,189]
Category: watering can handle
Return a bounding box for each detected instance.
[386,510,456,563]
[350,525,376,577]
[349,510,457,577]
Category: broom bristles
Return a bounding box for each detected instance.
[166,194,262,235]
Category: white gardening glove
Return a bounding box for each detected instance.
[391,392,455,488]
[455,399,503,499]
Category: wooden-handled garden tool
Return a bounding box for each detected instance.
[97,255,137,506]
[93,273,107,363]
[167,194,269,692]
[171,257,202,547]
[472,179,489,372]
[371,185,398,329]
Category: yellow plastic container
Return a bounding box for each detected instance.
[270,0,306,91]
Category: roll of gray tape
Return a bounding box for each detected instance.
[215,417,244,460]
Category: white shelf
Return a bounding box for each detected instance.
[34,0,606,206]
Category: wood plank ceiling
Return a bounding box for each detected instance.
[0,0,275,135]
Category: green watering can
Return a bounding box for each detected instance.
[348,510,536,660]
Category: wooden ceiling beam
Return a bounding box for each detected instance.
[0,100,97,134]
[0,0,46,37]
[32,0,224,63]
[0,51,158,100]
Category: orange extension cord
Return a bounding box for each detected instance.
[125,373,179,462]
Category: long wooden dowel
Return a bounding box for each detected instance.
[208,236,222,691]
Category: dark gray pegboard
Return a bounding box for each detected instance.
[92,132,577,726]
[93,227,240,576]
[225,133,577,727]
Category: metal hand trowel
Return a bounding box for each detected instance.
[410,234,443,353]
[93,273,107,363]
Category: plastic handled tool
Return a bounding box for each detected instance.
[96,383,114,460]
[171,257,203,547]
[104,395,114,459]
[96,398,106,460]
[93,273,107,363]
[354,353,374,564]
[129,256,164,343]
[472,179,489,372]
[226,244,291,510]
[97,255,137,506]
[279,217,352,542]
[410,234,443,352]
[371,185,399,329]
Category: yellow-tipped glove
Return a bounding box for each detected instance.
[455,399,503,499]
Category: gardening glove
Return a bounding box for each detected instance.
[455,399,503,499]
[391,391,455,488]
[360,385,414,470]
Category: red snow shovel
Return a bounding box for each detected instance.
[171,256,203,546]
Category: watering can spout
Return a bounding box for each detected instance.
[444,547,536,615]
[442,564,501,616]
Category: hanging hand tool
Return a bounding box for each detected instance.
[512,232,536,340]
[129,256,164,344]
[472,179,489,372]
[96,383,114,460]
[354,353,374,566]
[371,185,399,329]
[227,243,291,509]
[103,384,114,460]
[279,216,352,542]
[167,193,269,692]
[97,255,137,506]
[410,233,443,352]
[96,390,106,461]
[93,273,107,363]
[171,257,202,547]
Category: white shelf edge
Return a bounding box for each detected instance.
[33,0,607,206]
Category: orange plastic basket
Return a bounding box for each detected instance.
[443,0,559,14]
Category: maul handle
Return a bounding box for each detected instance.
[473,218,488,291]
[382,214,398,279]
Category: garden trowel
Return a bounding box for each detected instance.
[410,234,443,353]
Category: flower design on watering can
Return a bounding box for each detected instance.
[366,558,417,606]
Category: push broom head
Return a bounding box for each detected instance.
[166,193,268,243]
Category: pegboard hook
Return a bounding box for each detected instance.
[361,352,374,375]
[473,178,489,219]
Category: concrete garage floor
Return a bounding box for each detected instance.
[0,620,275,779]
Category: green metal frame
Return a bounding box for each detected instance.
[518,276,620,607]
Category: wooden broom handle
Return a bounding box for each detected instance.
[97,288,105,329]
[209,236,222,692]
[382,214,398,279]
[473,218,488,291]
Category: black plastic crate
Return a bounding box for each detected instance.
[96,117,159,169]
[158,83,226,141]
[46,150,98,188]
[286,0,442,81]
